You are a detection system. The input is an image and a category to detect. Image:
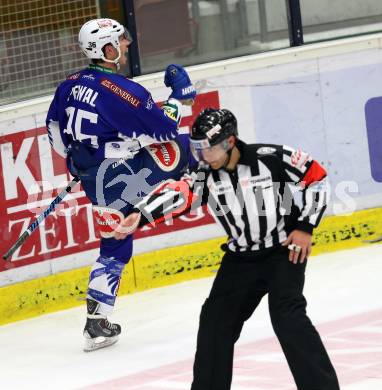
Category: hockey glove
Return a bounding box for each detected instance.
[164,64,196,101]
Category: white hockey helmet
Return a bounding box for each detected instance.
[78,18,132,66]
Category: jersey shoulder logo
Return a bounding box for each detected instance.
[146,96,154,110]
[67,72,80,80]
[82,73,95,81]
[162,102,179,122]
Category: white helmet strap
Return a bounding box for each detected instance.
[100,42,122,70]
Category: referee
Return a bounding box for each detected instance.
[117,108,340,390]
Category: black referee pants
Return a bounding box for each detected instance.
[190,246,340,390]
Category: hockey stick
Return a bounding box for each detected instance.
[2,176,80,261]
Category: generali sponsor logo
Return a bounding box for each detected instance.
[0,91,220,271]
[100,78,141,108]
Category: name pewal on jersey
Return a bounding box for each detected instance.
[69,83,98,107]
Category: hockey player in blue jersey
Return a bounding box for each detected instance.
[46,18,197,351]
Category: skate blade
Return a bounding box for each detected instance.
[83,335,119,352]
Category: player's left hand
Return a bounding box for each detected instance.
[164,64,196,101]
[282,230,312,264]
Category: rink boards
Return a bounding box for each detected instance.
[1,206,382,325]
[1,33,382,325]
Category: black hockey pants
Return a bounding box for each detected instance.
[190,246,340,390]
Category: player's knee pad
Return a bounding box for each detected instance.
[87,256,125,315]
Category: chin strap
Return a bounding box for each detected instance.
[103,57,121,71]
[223,145,240,172]
[222,149,233,170]
[101,46,121,71]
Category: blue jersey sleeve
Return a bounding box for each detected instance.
[46,87,69,157]
[96,77,181,146]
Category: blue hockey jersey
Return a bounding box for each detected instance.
[46,64,183,161]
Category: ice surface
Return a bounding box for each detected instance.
[0,244,381,389]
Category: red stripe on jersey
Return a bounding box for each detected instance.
[301,160,326,187]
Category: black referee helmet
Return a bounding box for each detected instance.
[191,108,238,146]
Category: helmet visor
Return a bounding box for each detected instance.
[190,138,228,163]
[122,28,133,44]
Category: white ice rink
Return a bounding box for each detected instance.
[1,244,382,390]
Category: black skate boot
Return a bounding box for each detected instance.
[83,298,121,352]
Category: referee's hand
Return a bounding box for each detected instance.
[282,230,312,264]
[115,212,141,240]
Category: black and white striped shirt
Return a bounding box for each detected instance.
[138,140,328,253]
[206,164,287,252]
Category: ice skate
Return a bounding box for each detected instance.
[83,299,121,352]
